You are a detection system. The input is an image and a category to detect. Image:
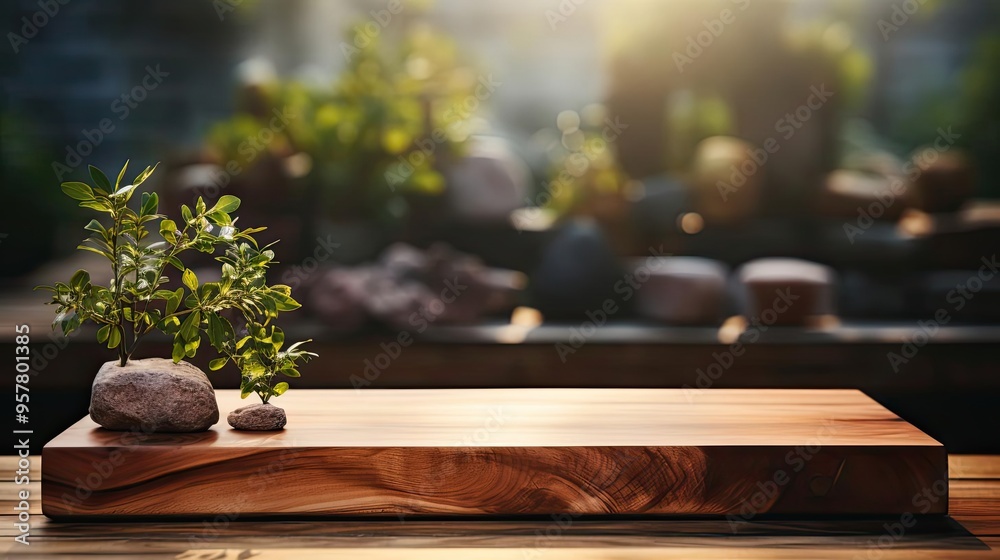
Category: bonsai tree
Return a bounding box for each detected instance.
[38,161,314,430]
[204,240,317,403]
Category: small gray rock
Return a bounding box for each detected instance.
[90,358,219,433]
[228,403,286,431]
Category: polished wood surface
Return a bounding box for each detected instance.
[43,389,945,518]
[4,455,999,558]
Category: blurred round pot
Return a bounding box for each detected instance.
[737,258,836,326]
[910,149,975,214]
[445,136,530,224]
[631,257,729,325]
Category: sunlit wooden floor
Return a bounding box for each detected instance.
[2,455,998,558]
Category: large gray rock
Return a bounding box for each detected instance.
[90,358,219,432]
[228,403,286,431]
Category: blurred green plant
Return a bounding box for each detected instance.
[879,1,999,198]
[956,32,1000,197]
[37,162,314,403]
[543,108,631,218]
[207,24,477,223]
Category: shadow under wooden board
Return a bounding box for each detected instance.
[42,389,946,518]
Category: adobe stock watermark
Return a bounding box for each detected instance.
[7,0,70,54]
[887,255,998,372]
[545,0,590,31]
[193,105,298,200]
[843,126,960,244]
[189,450,301,545]
[555,244,668,362]
[673,0,751,73]
[340,0,403,62]
[683,287,799,401]
[513,113,628,232]
[726,419,838,530]
[878,0,932,41]
[397,407,509,524]
[52,64,170,181]
[279,235,342,290]
[213,0,251,21]
[350,277,469,390]
[854,478,948,559]
[59,423,158,511]
[521,513,582,559]
[30,325,80,373]
[717,83,834,202]
[384,74,502,191]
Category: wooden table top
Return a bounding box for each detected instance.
[42,389,945,518]
[46,388,940,448]
[5,454,999,558]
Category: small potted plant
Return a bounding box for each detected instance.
[208,242,317,430]
[38,161,314,432]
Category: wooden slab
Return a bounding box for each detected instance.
[42,389,946,519]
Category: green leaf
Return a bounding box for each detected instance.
[151,289,175,300]
[240,384,253,399]
[112,184,135,200]
[271,327,284,352]
[161,315,181,333]
[208,357,228,371]
[181,204,193,224]
[279,367,301,378]
[271,290,301,311]
[69,269,90,290]
[172,339,185,363]
[61,181,94,201]
[198,282,220,302]
[205,312,231,352]
[116,160,129,188]
[206,211,233,227]
[272,382,289,396]
[211,195,241,214]
[83,219,107,237]
[107,326,121,349]
[140,192,158,217]
[55,310,81,336]
[184,335,201,358]
[77,245,113,260]
[96,324,110,343]
[89,165,112,192]
[79,199,112,213]
[133,163,158,187]
[165,288,183,315]
[179,310,201,342]
[159,218,177,241]
[182,268,198,292]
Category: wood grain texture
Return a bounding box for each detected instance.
[42,389,946,518]
[952,456,1000,479]
[6,455,1000,558]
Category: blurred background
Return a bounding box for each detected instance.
[2,0,999,452]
